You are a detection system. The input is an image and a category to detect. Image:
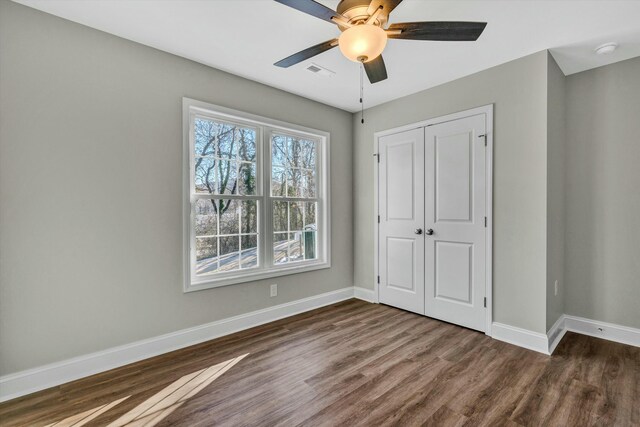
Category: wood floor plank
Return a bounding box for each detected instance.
[422,405,468,427]
[1,300,638,427]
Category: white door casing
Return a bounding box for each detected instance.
[378,128,425,314]
[424,114,487,332]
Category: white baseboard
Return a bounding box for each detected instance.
[491,322,550,355]
[495,315,640,357]
[546,314,640,355]
[353,286,376,303]
[547,315,568,355]
[7,289,636,403]
[563,315,640,348]
[0,287,355,403]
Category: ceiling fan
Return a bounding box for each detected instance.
[274,0,487,84]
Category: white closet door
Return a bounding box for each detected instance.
[378,128,425,315]
[424,114,487,331]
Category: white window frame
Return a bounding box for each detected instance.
[182,98,331,292]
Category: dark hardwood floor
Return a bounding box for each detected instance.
[1,299,638,426]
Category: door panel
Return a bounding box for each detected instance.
[425,114,486,331]
[378,128,425,314]
[387,238,415,291]
[435,131,472,222]
[386,143,415,220]
[435,241,472,304]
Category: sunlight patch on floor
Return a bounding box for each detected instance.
[44,354,249,427]
[44,396,130,427]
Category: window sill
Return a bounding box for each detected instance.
[184,260,331,293]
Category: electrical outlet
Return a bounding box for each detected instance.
[270,284,277,297]
[554,280,559,296]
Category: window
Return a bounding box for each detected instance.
[183,98,330,291]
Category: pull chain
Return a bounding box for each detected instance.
[360,62,365,124]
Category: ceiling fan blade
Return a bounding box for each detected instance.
[367,0,404,16]
[364,55,388,84]
[274,0,341,24]
[387,21,487,41]
[274,39,339,68]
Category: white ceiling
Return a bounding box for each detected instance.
[14,0,640,112]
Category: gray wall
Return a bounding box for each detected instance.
[546,53,566,330]
[564,56,640,329]
[0,1,353,375]
[354,51,550,333]
[4,0,637,379]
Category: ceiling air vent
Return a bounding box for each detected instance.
[306,63,335,77]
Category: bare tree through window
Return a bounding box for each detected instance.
[188,109,324,286]
[271,133,318,265]
[194,117,258,273]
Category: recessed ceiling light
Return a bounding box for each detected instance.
[594,42,618,55]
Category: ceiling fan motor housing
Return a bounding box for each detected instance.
[336,0,387,30]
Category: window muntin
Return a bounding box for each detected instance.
[186,102,328,290]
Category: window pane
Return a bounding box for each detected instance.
[289,232,304,262]
[302,169,316,198]
[217,127,236,159]
[240,235,258,269]
[194,157,216,194]
[303,231,317,260]
[271,133,316,199]
[195,237,218,274]
[271,166,286,197]
[218,236,240,272]
[195,118,257,157]
[287,137,300,167]
[272,228,316,265]
[273,233,288,264]
[240,200,258,234]
[273,201,288,232]
[287,169,302,197]
[298,139,316,169]
[272,135,287,166]
[290,202,303,231]
[194,118,237,158]
[219,200,239,235]
[194,118,222,157]
[194,199,218,236]
[238,162,257,195]
[236,128,257,162]
[217,160,238,195]
[288,137,316,169]
[304,202,317,229]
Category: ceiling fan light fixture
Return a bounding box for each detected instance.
[338,24,387,63]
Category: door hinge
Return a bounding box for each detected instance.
[479,134,487,146]
[373,153,380,162]
[378,215,380,223]
[484,217,487,227]
[484,297,487,308]
[377,275,380,284]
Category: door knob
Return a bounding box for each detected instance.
[426,229,434,235]
[415,228,423,235]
